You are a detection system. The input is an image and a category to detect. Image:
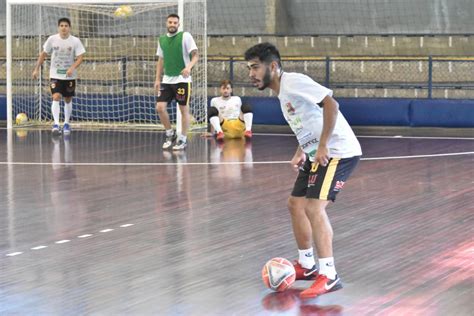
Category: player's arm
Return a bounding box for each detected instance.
[181,49,199,78]
[316,95,339,166]
[154,57,163,91]
[66,53,84,78]
[32,51,48,80]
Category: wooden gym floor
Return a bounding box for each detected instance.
[0,128,473,315]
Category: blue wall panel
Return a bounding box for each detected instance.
[410,99,474,127]
[2,95,473,128]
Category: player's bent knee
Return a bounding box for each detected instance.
[241,103,252,113]
[52,93,61,101]
[287,196,304,214]
[208,106,219,119]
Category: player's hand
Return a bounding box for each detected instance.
[32,69,39,80]
[181,67,191,78]
[290,151,306,171]
[66,68,74,77]
[315,144,330,167]
[154,81,161,93]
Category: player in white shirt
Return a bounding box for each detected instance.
[245,43,362,299]
[206,80,253,141]
[32,18,85,136]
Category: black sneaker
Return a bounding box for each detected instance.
[162,132,177,149]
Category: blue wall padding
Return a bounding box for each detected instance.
[410,99,474,127]
[338,98,412,126]
[2,95,473,127]
[240,97,286,125]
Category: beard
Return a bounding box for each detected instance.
[168,26,177,34]
[258,67,272,90]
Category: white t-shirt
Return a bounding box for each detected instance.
[156,32,198,84]
[278,72,362,159]
[43,34,86,80]
[210,96,242,120]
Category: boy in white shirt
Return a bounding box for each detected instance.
[32,17,85,135]
[205,80,253,140]
[245,43,362,299]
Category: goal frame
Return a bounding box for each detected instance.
[6,0,207,132]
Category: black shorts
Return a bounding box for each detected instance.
[50,79,76,97]
[291,156,360,201]
[156,82,191,106]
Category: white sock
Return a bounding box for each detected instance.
[52,101,60,125]
[64,101,72,124]
[318,257,337,279]
[165,129,174,136]
[209,116,223,133]
[243,112,253,131]
[298,248,316,269]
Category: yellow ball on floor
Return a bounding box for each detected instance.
[15,112,28,125]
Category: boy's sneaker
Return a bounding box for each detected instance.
[216,131,225,141]
[63,123,71,135]
[172,139,187,151]
[294,261,318,280]
[162,132,177,149]
[244,130,253,138]
[52,124,61,135]
[300,274,343,299]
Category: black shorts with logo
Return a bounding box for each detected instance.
[156,82,191,106]
[291,156,360,201]
[50,79,76,97]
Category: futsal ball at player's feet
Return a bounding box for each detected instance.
[114,5,133,18]
[15,112,28,125]
[262,257,296,292]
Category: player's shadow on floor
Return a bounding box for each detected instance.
[261,288,343,316]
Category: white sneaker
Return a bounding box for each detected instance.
[172,139,187,150]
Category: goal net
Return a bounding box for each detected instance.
[6,0,207,130]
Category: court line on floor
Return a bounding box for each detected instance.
[4,223,135,258]
[0,151,472,167]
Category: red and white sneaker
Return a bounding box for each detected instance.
[216,131,225,141]
[293,261,318,280]
[300,274,343,299]
[244,130,253,139]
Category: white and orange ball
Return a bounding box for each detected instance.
[261,257,296,292]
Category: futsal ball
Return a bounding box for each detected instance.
[114,5,133,18]
[15,112,28,125]
[261,257,296,292]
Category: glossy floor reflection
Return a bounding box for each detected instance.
[1,129,473,315]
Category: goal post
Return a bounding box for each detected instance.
[6,0,207,131]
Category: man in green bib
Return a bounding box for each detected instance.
[154,13,199,150]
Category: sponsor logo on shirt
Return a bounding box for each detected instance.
[301,138,319,149]
[286,102,295,114]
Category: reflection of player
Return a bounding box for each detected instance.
[261,289,343,315]
[206,80,253,141]
[209,138,253,181]
[50,133,84,237]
